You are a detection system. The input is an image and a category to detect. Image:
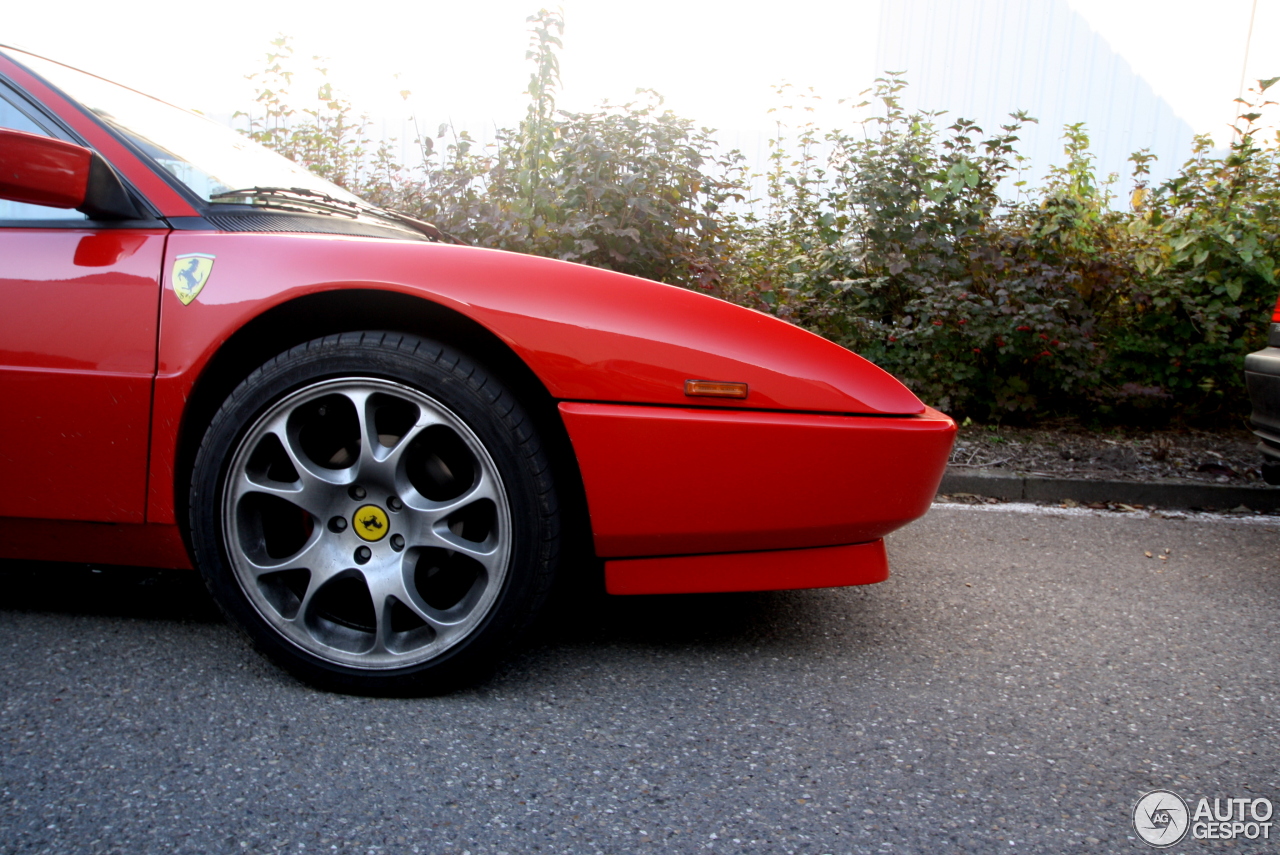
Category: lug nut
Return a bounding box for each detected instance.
[390,534,405,552]
[387,496,403,512]
[355,546,372,564]
[349,485,367,500]
[328,516,348,533]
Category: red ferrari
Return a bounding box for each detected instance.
[0,47,955,692]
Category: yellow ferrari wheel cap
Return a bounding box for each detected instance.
[352,505,390,542]
[172,253,215,305]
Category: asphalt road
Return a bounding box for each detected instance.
[2,504,1278,854]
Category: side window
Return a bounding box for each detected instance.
[0,89,89,223]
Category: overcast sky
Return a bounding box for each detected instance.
[6,0,1276,149]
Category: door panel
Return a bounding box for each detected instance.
[0,229,166,522]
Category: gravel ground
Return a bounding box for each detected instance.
[949,424,1264,484]
[2,505,1278,853]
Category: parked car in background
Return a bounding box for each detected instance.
[1246,296,1280,484]
[0,46,955,693]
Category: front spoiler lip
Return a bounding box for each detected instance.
[605,540,889,595]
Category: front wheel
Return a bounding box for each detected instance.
[189,332,559,693]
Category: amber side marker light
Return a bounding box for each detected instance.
[684,380,749,399]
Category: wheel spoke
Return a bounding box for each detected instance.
[272,412,352,491]
[365,566,457,653]
[291,567,331,629]
[342,387,382,477]
[402,470,501,529]
[231,412,352,519]
[377,410,443,473]
[240,533,327,579]
[428,525,503,567]
[231,469,330,520]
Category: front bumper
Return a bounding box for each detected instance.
[559,402,955,588]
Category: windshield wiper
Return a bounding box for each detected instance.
[208,186,362,218]
[207,185,466,244]
[368,208,467,245]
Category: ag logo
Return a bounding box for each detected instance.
[1133,790,1190,848]
[172,253,215,305]
[353,505,389,542]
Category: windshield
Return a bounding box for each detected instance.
[16,51,365,207]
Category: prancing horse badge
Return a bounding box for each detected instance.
[172,253,216,305]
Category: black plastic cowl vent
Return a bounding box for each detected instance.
[203,211,424,241]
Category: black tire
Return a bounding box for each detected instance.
[189,332,559,694]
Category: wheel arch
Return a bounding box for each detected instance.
[172,288,594,565]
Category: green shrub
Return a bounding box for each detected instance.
[240,18,1279,426]
[1105,82,1280,420]
[242,14,743,291]
[740,76,1114,418]
[737,74,1279,423]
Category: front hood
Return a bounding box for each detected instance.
[440,247,926,416]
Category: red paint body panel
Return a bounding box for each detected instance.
[560,402,955,558]
[145,233,927,523]
[0,518,190,568]
[0,229,165,523]
[0,128,91,208]
[606,540,888,595]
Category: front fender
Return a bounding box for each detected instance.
[151,232,926,522]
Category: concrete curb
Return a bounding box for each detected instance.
[939,469,1280,512]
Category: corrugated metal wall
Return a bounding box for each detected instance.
[876,0,1197,191]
